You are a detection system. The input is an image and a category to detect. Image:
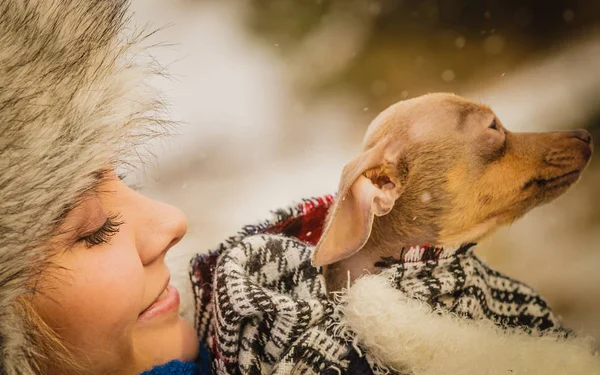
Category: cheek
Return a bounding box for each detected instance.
[457,157,537,224]
[38,241,144,367]
[442,163,503,235]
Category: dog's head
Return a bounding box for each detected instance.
[312,93,593,268]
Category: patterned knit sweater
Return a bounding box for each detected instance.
[190,196,573,375]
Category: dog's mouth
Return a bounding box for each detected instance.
[522,169,581,191]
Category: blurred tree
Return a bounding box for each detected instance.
[195,0,600,114]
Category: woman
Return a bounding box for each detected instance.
[1,1,206,374]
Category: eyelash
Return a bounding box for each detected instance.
[78,213,124,247]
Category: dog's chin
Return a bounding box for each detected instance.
[526,169,584,203]
[534,169,582,190]
[482,169,585,230]
[439,217,502,249]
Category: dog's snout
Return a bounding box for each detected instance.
[571,129,592,144]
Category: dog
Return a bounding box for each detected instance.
[312,93,593,292]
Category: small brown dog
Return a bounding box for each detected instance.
[313,93,593,292]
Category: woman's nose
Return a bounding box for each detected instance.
[136,197,188,266]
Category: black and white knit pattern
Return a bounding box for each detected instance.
[200,233,567,375]
[211,235,348,374]
[378,245,566,334]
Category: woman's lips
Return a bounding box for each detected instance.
[137,285,180,322]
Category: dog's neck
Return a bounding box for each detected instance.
[322,241,471,293]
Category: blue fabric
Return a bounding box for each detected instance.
[141,360,199,375]
[141,343,211,375]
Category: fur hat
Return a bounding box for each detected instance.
[0,1,168,373]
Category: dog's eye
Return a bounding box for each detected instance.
[489,119,499,131]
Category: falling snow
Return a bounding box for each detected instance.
[484,35,505,55]
[563,9,575,23]
[441,69,455,82]
[371,80,387,95]
[421,192,432,202]
[369,2,382,16]
[414,56,424,67]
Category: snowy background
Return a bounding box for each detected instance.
[129,0,600,345]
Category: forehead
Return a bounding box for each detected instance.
[364,94,494,146]
[409,94,494,131]
[452,101,495,134]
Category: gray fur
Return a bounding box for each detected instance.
[0,1,169,373]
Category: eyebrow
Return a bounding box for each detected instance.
[456,106,476,131]
[54,168,110,225]
[92,168,111,182]
[456,104,494,132]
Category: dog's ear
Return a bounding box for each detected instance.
[312,139,404,267]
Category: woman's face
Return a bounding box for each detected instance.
[34,172,198,374]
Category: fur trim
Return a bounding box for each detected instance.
[0,1,169,373]
[337,274,600,374]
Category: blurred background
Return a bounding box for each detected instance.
[129,0,600,346]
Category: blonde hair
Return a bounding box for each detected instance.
[18,296,91,375]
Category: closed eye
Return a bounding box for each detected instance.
[489,119,499,131]
[77,213,123,247]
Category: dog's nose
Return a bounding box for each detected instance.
[571,129,592,144]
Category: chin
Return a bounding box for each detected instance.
[133,316,199,373]
[178,317,200,362]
